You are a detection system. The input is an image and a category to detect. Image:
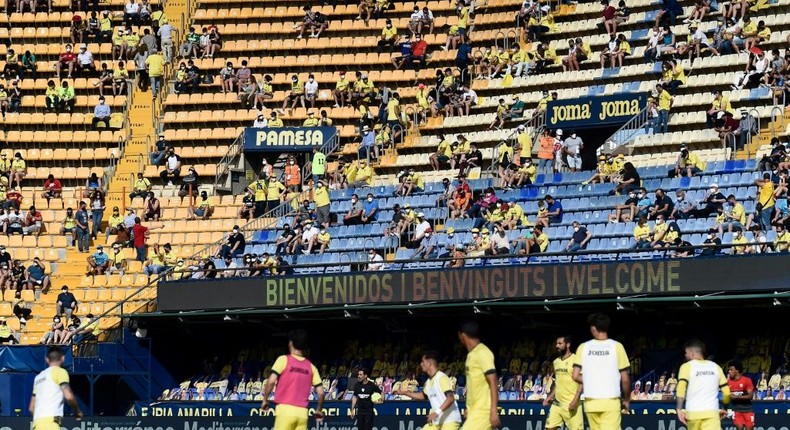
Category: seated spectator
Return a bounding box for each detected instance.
[611,162,640,195]
[486,224,511,255]
[129,172,152,200]
[694,183,727,218]
[25,257,50,298]
[377,19,398,53]
[650,215,678,248]
[648,188,674,220]
[237,189,255,221]
[217,226,245,258]
[734,109,758,151]
[56,285,77,317]
[104,206,124,241]
[160,148,182,185]
[632,217,652,249]
[12,290,31,327]
[566,221,592,252]
[5,207,23,235]
[41,174,63,201]
[91,96,111,129]
[93,63,113,96]
[305,224,331,255]
[56,80,76,113]
[71,314,100,344]
[56,44,77,79]
[699,228,722,256]
[411,227,437,259]
[24,205,42,236]
[112,61,129,96]
[0,317,18,344]
[86,245,110,276]
[149,134,168,166]
[362,193,378,224]
[178,166,199,197]
[144,243,175,276]
[76,44,95,76]
[188,190,214,220]
[731,228,751,254]
[513,225,549,255]
[144,192,161,221]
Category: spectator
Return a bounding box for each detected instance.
[12,291,31,327]
[655,83,672,133]
[129,172,152,201]
[305,76,319,110]
[281,74,305,115]
[544,195,563,224]
[720,195,747,234]
[715,111,739,149]
[409,212,431,248]
[411,227,437,259]
[74,201,90,253]
[774,223,790,252]
[611,161,640,196]
[350,160,375,188]
[56,44,77,79]
[19,50,36,80]
[25,257,50,299]
[699,228,722,256]
[104,206,124,241]
[178,166,199,197]
[514,224,549,255]
[731,227,751,254]
[691,183,726,219]
[60,207,78,246]
[112,61,129,96]
[144,192,161,221]
[90,95,111,129]
[648,188,674,220]
[188,191,214,220]
[536,129,555,175]
[362,193,378,224]
[5,207,23,235]
[358,125,377,161]
[378,19,398,53]
[149,134,168,166]
[86,245,110,275]
[0,317,17,344]
[76,44,95,76]
[145,47,165,97]
[24,205,42,236]
[57,80,76,113]
[706,90,731,128]
[314,180,331,226]
[487,224,511,255]
[218,225,245,258]
[144,243,173,276]
[366,249,385,271]
[160,148,182,185]
[670,189,696,220]
[650,215,677,248]
[131,217,152,262]
[71,313,100,344]
[755,173,776,232]
[305,224,331,255]
[632,217,652,249]
[734,109,758,151]
[562,131,584,172]
[566,221,592,252]
[343,194,365,226]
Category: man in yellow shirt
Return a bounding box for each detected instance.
[282,74,305,114]
[303,111,320,127]
[351,161,374,188]
[377,19,398,53]
[656,83,672,133]
[261,330,325,430]
[755,173,775,231]
[313,180,331,226]
[675,147,706,177]
[544,336,583,430]
[774,224,790,252]
[706,90,731,128]
[676,339,730,430]
[248,172,269,217]
[731,228,750,254]
[517,124,532,165]
[457,1,470,41]
[145,47,165,97]
[29,346,82,429]
[514,159,537,188]
[333,71,350,108]
[430,135,453,170]
[458,321,500,430]
[572,313,630,430]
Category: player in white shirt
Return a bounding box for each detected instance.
[29,346,82,430]
[572,313,630,430]
[676,339,731,430]
[395,352,462,430]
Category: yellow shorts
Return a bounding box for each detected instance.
[274,415,308,430]
[687,417,721,430]
[33,418,61,430]
[425,421,462,430]
[461,414,492,430]
[585,410,621,430]
[547,405,584,430]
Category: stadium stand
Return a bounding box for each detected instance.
[2,0,790,347]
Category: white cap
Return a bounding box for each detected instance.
[417,212,425,217]
[517,124,525,130]
[556,129,563,135]
[716,111,725,119]
[710,183,718,188]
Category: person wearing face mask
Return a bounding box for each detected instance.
[649,215,673,248]
[343,194,365,226]
[149,134,169,166]
[350,160,375,188]
[304,75,319,109]
[565,221,592,252]
[159,148,182,186]
[313,180,331,226]
[275,224,296,256]
[486,224,511,255]
[670,189,697,220]
[60,208,78,246]
[105,243,128,277]
[86,245,111,276]
[216,226,245,259]
[632,217,652,249]
[305,224,331,255]
[263,172,286,213]
[361,193,378,224]
[699,228,721,256]
[144,192,161,221]
[284,157,302,192]
[648,188,674,220]
[634,188,652,220]
[562,131,584,172]
[411,227,438,260]
[74,201,90,253]
[378,19,398,53]
[730,227,751,254]
[439,227,462,258]
[366,249,385,271]
[693,183,727,219]
[513,158,537,189]
[188,191,214,220]
[281,74,305,115]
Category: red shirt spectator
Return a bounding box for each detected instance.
[411,39,428,57]
[6,189,22,207]
[133,223,148,248]
[603,5,616,20]
[44,177,62,192]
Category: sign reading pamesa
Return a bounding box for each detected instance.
[546,93,647,128]
[243,126,336,152]
[158,254,790,311]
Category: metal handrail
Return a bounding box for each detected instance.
[722,132,736,160]
[601,106,650,155]
[214,133,243,187]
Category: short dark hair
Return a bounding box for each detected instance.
[558,335,573,346]
[684,339,706,355]
[47,346,64,362]
[729,360,744,373]
[422,351,439,362]
[288,329,308,350]
[358,367,370,376]
[587,313,611,333]
[458,320,481,339]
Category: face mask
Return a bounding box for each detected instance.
[425,233,431,238]
[448,234,454,238]
[707,234,714,239]
[571,134,576,138]
[472,233,478,238]
[657,219,664,225]
[292,79,297,83]
[232,229,239,234]
[677,196,684,201]
[368,253,375,260]
[289,161,294,165]
[98,250,103,254]
[351,199,357,203]
[367,197,373,202]
[309,78,314,82]
[573,227,580,232]
[386,24,392,28]
[317,184,323,188]
[638,193,644,198]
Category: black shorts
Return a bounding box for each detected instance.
[529,243,541,254]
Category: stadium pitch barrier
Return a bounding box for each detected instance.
[1,416,790,430]
[158,253,790,311]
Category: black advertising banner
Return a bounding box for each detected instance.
[158,254,790,311]
[2,415,790,430]
[546,93,647,128]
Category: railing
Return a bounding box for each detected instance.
[301,129,340,185]
[770,105,785,140]
[601,106,651,154]
[214,133,243,187]
[721,132,736,160]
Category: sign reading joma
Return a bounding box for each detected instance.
[547,94,646,127]
[243,127,336,152]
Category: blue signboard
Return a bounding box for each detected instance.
[131,400,790,418]
[546,94,646,128]
[243,127,336,152]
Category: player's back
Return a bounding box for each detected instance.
[33,366,68,421]
[465,342,495,417]
[576,339,629,400]
[680,359,726,419]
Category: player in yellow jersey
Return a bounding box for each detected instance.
[458,321,500,430]
[544,336,583,430]
[29,346,82,430]
[676,339,730,430]
[572,313,630,430]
